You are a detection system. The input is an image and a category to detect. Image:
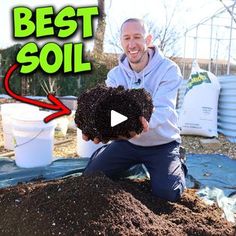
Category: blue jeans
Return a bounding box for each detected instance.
[84,140,187,202]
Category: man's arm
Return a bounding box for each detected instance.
[105,72,117,88]
[149,65,182,129]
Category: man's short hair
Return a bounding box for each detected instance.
[120,18,148,36]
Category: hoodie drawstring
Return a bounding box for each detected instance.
[129,69,145,89]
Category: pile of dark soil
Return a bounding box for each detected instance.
[0,174,235,236]
[75,85,153,142]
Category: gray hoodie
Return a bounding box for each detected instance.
[106,46,182,146]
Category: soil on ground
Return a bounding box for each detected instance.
[0,174,235,236]
[0,99,236,236]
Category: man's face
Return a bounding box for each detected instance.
[120,21,150,64]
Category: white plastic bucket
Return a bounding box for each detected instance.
[0,103,39,150]
[77,128,104,157]
[55,116,69,137]
[54,110,76,137]
[12,111,56,168]
[68,110,76,130]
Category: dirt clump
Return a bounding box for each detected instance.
[0,174,235,236]
[74,85,153,143]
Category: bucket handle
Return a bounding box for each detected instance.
[14,128,46,148]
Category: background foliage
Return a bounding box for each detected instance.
[0,45,114,97]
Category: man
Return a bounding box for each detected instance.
[83,18,187,202]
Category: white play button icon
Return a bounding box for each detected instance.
[111,110,128,127]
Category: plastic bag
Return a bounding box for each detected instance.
[179,61,221,137]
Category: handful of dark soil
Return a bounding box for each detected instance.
[74,85,153,142]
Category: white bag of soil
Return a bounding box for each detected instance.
[179,61,221,137]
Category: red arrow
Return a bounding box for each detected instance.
[3,63,71,123]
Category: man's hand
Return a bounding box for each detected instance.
[82,133,101,144]
[140,116,149,132]
[82,116,149,144]
[118,116,149,139]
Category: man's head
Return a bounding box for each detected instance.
[120,18,152,70]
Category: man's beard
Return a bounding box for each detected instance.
[129,50,148,64]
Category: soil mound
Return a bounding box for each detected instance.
[74,85,153,143]
[0,175,235,236]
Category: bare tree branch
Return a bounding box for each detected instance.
[93,0,106,54]
[105,0,186,57]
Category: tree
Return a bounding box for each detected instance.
[0,44,22,94]
[105,0,186,57]
[40,76,60,95]
[93,0,106,55]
